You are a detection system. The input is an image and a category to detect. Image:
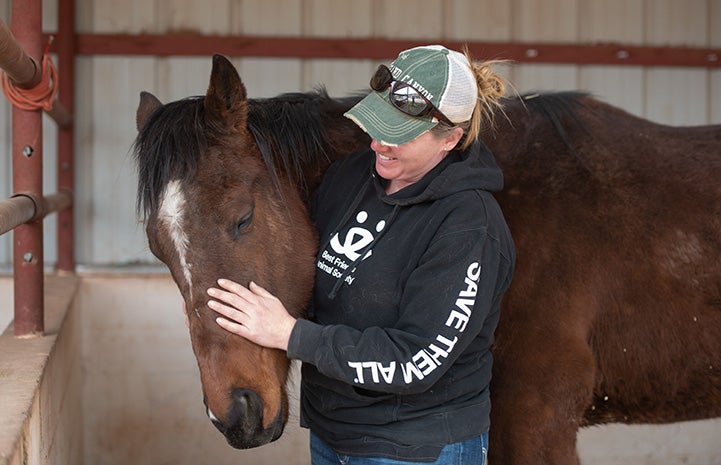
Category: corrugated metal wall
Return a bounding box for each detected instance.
[1,0,720,266]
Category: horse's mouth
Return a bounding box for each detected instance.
[208,388,286,449]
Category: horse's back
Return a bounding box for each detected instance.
[488,93,721,426]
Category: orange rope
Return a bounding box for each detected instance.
[1,41,58,112]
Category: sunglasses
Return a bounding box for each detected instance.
[370,65,455,127]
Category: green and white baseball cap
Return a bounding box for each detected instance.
[344,45,478,146]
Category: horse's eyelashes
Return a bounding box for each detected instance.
[232,211,254,239]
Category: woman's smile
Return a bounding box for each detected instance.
[376,153,397,161]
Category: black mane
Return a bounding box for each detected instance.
[133,88,361,219]
[133,96,205,219]
[133,88,591,219]
[513,90,592,143]
[247,89,362,201]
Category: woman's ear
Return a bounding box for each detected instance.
[444,127,465,150]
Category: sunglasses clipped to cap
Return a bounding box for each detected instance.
[370,65,455,127]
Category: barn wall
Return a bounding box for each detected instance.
[0,276,82,465]
[0,0,719,266]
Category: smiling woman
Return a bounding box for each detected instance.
[206,45,515,465]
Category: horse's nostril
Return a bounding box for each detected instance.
[228,388,264,430]
[209,388,286,449]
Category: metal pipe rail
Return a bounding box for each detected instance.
[1,0,75,337]
[0,191,73,237]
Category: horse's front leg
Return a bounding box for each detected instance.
[489,326,596,465]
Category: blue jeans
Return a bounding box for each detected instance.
[310,431,488,465]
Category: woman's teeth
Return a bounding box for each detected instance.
[378,154,396,161]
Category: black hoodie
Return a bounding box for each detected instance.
[287,140,515,461]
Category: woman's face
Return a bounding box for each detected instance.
[371,128,463,194]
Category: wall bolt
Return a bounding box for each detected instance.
[22,146,34,157]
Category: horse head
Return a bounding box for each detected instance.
[134,55,317,448]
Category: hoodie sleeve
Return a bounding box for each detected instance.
[287,213,512,395]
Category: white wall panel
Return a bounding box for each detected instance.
[644,0,711,124]
[645,68,710,125]
[156,0,232,34]
[710,0,721,123]
[76,57,157,265]
[513,64,580,93]
[375,0,444,39]
[302,0,375,94]
[0,0,720,267]
[76,0,156,33]
[576,0,644,115]
[713,70,721,123]
[233,0,302,35]
[445,0,512,41]
[234,0,304,95]
[304,59,376,97]
[232,58,304,97]
[156,57,212,102]
[305,0,372,37]
[578,0,644,44]
[515,0,579,42]
[645,0,708,46]
[579,66,645,117]
[510,0,580,99]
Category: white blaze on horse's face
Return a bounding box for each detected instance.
[159,180,193,300]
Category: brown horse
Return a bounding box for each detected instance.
[133,54,721,464]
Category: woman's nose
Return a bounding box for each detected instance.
[370,139,386,152]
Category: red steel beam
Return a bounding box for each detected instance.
[11,0,44,336]
[65,34,721,68]
[55,0,75,273]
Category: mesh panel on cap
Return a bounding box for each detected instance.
[437,50,477,123]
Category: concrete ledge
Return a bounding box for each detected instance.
[0,275,79,465]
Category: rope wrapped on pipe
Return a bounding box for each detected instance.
[1,38,58,111]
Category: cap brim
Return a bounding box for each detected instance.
[344,90,437,146]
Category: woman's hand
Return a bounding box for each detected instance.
[207,279,296,351]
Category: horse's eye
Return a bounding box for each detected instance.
[231,211,253,239]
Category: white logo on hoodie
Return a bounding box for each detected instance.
[329,211,385,261]
[317,211,386,285]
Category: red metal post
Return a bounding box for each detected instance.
[56,0,75,273]
[11,0,44,336]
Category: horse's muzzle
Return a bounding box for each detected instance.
[209,388,285,449]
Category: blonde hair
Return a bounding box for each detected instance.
[434,47,507,151]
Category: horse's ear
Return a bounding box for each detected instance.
[137,91,163,131]
[204,54,248,131]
